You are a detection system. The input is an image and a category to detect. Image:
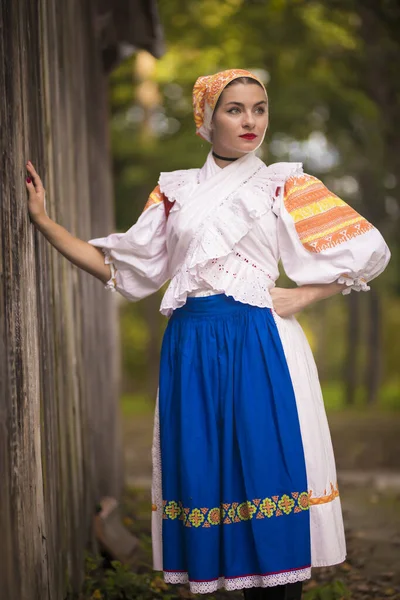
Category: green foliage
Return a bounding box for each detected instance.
[119,297,167,393]
[76,542,352,600]
[321,380,400,412]
[304,579,350,600]
[120,393,154,417]
[78,554,176,600]
[120,305,150,382]
[74,500,353,600]
[110,0,400,243]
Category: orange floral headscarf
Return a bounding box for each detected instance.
[192,69,267,142]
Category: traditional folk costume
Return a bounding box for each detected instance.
[89,70,390,595]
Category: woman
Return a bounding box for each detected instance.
[25,69,390,599]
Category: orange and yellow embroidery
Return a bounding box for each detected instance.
[284,175,374,253]
[142,184,175,218]
[309,482,339,506]
[160,483,339,527]
[142,184,166,212]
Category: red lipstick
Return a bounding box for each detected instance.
[240,133,257,140]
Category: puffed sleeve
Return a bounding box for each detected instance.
[273,173,391,293]
[88,185,171,301]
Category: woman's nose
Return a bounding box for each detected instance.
[242,112,255,128]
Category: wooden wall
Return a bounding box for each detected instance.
[0,1,123,598]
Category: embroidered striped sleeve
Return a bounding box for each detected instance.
[274,174,391,294]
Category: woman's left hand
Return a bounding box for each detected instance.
[270,286,310,318]
[271,281,348,318]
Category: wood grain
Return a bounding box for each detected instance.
[0,1,124,598]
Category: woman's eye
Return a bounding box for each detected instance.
[227,107,265,115]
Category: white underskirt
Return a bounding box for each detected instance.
[151,305,346,594]
[271,310,346,567]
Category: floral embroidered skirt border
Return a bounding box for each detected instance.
[151,294,346,594]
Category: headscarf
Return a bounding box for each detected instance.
[192,69,267,142]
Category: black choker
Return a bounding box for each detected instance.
[212,151,239,162]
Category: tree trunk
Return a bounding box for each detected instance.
[344,292,360,405]
[365,289,382,405]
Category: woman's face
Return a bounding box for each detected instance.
[211,83,269,158]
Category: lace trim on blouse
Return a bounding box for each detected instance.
[338,273,370,294]
[160,165,274,316]
[103,249,117,292]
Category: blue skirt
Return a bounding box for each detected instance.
[159,294,311,590]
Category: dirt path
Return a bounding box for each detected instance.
[122,408,400,598]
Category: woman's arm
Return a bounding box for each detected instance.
[25,161,111,284]
[270,282,348,318]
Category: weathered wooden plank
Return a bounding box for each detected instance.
[0,0,124,598]
[0,1,48,598]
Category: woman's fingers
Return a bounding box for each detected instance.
[26,161,44,191]
[25,177,35,192]
[25,162,47,223]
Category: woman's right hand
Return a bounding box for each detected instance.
[25,161,48,224]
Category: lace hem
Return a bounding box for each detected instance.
[338,274,370,294]
[163,567,311,594]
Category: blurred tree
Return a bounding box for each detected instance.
[328,0,400,404]
[134,51,165,398]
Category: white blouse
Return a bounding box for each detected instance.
[88,156,390,316]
